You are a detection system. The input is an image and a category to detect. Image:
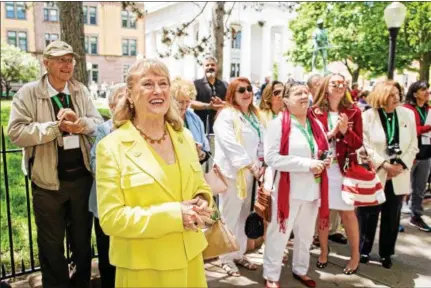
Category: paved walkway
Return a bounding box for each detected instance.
[8,202,431,288]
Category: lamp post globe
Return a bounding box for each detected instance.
[384,2,407,80]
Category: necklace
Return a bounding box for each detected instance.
[136,126,167,144]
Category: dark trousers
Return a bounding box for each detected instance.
[32,175,93,288]
[356,180,403,258]
[94,217,115,288]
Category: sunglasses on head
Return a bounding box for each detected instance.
[237,85,253,94]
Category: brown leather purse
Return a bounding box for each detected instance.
[204,164,228,195]
[254,170,277,223]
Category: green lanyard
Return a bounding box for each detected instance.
[272,112,278,119]
[52,94,70,109]
[291,115,315,157]
[242,112,261,138]
[382,110,396,145]
[416,106,428,124]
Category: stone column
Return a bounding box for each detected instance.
[278,25,291,82]
[261,23,271,82]
[240,22,251,80]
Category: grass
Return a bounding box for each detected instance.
[0,99,109,277]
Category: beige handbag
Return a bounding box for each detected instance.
[202,211,239,260]
[204,164,228,195]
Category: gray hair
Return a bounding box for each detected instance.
[203,55,218,63]
[307,74,323,88]
[106,83,127,113]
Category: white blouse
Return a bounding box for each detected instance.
[264,116,321,201]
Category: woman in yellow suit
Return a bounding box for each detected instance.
[96,59,214,287]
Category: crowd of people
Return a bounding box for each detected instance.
[6,40,431,288]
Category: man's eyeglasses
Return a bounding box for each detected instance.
[237,86,253,94]
[50,57,76,66]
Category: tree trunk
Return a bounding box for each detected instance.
[419,52,430,83]
[352,68,360,84]
[58,2,88,86]
[212,2,225,80]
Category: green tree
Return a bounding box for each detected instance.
[287,2,430,82]
[0,41,40,98]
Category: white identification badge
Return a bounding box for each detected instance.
[376,190,386,204]
[421,133,431,145]
[257,141,264,160]
[63,135,80,150]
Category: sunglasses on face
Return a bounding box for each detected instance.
[237,86,253,94]
[273,90,282,97]
[329,81,346,89]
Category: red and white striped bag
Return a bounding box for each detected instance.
[342,161,386,207]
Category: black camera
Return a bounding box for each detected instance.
[386,143,402,157]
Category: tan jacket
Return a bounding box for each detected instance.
[7,74,103,190]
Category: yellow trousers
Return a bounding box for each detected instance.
[115,254,207,288]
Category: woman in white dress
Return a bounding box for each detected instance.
[214,77,264,277]
[312,73,363,274]
[263,82,330,288]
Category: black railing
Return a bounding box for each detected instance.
[0,125,215,280]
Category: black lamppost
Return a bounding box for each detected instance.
[384,2,407,80]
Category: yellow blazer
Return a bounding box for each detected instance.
[96,120,212,270]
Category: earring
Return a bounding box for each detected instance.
[129,101,134,109]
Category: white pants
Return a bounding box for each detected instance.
[263,197,319,281]
[219,173,254,263]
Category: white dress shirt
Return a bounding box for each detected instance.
[46,77,70,98]
[264,116,321,201]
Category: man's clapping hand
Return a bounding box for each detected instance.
[58,118,85,134]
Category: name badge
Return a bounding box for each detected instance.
[257,141,264,161]
[63,135,80,150]
[421,133,430,145]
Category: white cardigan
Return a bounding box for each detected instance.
[213,108,262,179]
[362,106,418,195]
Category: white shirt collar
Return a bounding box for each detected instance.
[46,77,70,98]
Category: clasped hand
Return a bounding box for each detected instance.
[57,108,84,134]
[181,197,214,232]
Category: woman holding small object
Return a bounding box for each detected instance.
[263,82,330,288]
[96,59,213,287]
[312,73,363,275]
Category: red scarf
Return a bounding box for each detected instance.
[278,109,330,232]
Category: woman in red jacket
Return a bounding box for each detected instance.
[403,81,431,232]
[312,73,363,275]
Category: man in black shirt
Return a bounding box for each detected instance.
[192,55,227,133]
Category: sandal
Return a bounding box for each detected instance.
[221,262,240,277]
[234,257,258,270]
[316,247,330,269]
[343,265,359,275]
[265,280,280,288]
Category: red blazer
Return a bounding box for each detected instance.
[403,103,431,136]
[311,105,363,174]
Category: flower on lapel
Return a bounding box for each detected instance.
[313,107,323,115]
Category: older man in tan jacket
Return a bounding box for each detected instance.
[7,40,103,288]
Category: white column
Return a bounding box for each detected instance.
[261,23,271,82]
[145,31,157,59]
[223,31,232,82]
[279,25,290,82]
[240,22,251,80]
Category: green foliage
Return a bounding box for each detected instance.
[287,2,430,79]
[273,63,279,81]
[0,41,40,95]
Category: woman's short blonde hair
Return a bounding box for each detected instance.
[113,58,183,131]
[170,77,197,100]
[367,80,402,109]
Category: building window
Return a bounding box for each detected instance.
[44,33,59,46]
[7,31,27,51]
[123,64,130,82]
[44,2,59,22]
[121,10,136,28]
[85,36,98,55]
[230,63,240,78]
[122,39,137,56]
[5,2,26,19]
[90,64,99,83]
[83,6,97,25]
[231,31,241,49]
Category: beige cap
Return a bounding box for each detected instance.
[43,40,79,58]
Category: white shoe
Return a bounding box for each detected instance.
[401,202,411,214]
